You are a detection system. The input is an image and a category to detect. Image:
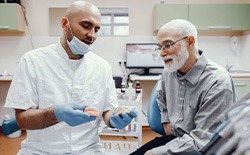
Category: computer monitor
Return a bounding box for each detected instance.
[126,43,164,75]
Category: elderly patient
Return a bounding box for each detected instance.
[130,19,237,155]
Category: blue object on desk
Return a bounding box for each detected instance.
[2,115,20,135]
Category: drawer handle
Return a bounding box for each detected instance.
[208,26,232,30]
[0,25,9,30]
[235,83,247,87]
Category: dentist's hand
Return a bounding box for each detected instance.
[54,103,96,126]
[110,109,137,129]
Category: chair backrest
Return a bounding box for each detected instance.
[147,80,166,135]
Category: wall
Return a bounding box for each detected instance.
[0,0,250,76]
[0,0,250,125]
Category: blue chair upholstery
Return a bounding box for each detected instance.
[147,80,166,135]
[2,116,20,135]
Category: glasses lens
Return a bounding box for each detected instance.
[157,36,187,51]
[161,43,171,50]
[166,43,171,49]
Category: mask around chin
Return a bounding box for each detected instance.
[67,36,93,56]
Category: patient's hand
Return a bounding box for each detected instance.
[163,123,172,135]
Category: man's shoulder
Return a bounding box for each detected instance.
[22,44,57,59]
[32,44,57,54]
[204,60,233,85]
[207,59,229,75]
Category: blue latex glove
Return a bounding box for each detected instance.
[110,110,137,129]
[54,103,96,126]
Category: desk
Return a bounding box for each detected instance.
[129,75,161,81]
[0,76,12,81]
[129,75,161,126]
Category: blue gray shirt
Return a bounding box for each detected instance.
[154,52,237,154]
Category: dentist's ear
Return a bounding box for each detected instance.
[61,17,69,28]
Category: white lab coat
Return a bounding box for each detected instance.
[5,41,118,154]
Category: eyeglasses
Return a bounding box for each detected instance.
[156,36,188,51]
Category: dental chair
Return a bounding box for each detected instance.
[147,80,201,155]
[147,80,166,135]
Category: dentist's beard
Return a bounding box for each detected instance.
[163,46,189,73]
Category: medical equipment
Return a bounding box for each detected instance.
[200,92,250,155]
[2,115,20,136]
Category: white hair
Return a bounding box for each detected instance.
[160,19,199,51]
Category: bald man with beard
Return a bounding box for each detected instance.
[4,1,136,154]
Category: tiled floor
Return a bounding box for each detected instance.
[0,126,160,155]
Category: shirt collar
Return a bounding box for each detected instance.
[56,39,69,61]
[175,50,208,85]
[56,38,84,63]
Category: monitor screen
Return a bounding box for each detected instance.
[126,43,164,68]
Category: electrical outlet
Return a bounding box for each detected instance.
[118,60,126,66]
[119,60,123,66]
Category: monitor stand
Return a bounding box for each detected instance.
[141,68,160,76]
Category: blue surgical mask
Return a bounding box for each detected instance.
[66,21,92,55]
[67,36,92,55]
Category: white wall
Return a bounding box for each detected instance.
[0,0,250,76]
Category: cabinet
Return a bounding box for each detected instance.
[0,79,14,125]
[154,4,250,33]
[99,90,142,154]
[189,4,250,31]
[154,4,188,32]
[0,3,25,33]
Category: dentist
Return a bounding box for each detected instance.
[4,1,136,155]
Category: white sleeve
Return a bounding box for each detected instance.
[5,54,38,110]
